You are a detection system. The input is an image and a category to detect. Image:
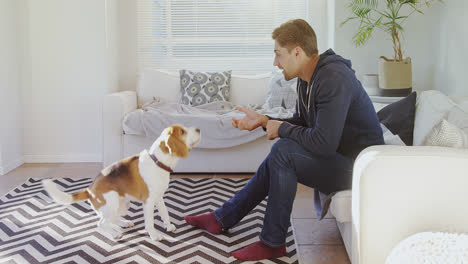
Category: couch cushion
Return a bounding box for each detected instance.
[447,105,468,134]
[450,96,468,112]
[230,72,271,106]
[414,90,458,146]
[137,69,180,107]
[329,190,352,223]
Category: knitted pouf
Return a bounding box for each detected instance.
[386,232,468,264]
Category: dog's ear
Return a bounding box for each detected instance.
[159,141,170,154]
[161,127,189,158]
[166,133,189,158]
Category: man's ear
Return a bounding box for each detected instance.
[165,134,189,158]
[294,46,301,58]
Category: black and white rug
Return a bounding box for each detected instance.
[0,178,298,264]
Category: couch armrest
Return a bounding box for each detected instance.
[102,91,137,167]
[352,145,468,264]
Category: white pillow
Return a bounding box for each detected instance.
[230,72,271,106]
[413,90,456,146]
[447,106,468,134]
[423,119,468,148]
[450,96,468,112]
[264,70,298,109]
[137,69,180,107]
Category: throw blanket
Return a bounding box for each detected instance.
[123,100,294,149]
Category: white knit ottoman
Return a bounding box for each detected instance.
[386,232,468,264]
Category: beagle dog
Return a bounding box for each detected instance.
[43,124,200,241]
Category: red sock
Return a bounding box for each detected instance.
[184,212,222,234]
[232,241,286,261]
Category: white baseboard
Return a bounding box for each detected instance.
[23,154,102,163]
[0,157,25,175]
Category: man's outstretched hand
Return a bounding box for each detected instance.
[232,106,268,131]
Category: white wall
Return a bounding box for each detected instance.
[335,0,467,96]
[21,0,119,163]
[431,0,468,96]
[0,0,24,174]
[118,0,137,92]
[308,0,330,54]
[105,0,120,95]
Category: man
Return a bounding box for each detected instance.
[184,19,384,261]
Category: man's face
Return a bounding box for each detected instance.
[273,40,299,81]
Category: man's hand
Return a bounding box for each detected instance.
[266,120,282,140]
[232,106,269,131]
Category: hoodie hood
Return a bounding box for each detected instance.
[314,49,353,77]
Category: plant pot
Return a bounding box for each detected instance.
[378,56,412,97]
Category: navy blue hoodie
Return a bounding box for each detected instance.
[275,49,384,159]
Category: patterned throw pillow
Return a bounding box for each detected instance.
[179,70,231,106]
[423,119,468,148]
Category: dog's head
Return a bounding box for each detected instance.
[159,124,201,158]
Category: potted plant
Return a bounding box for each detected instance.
[342,0,442,96]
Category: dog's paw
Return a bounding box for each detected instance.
[103,227,123,240]
[148,230,163,241]
[112,231,123,240]
[166,223,176,232]
[119,220,135,228]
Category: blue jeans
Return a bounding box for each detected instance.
[213,138,353,247]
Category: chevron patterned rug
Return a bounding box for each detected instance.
[0,177,298,264]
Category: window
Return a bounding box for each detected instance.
[137,0,309,73]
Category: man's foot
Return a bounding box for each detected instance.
[184,212,222,234]
[232,241,286,261]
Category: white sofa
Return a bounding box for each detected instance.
[329,90,468,263]
[103,69,277,172]
[103,71,468,263]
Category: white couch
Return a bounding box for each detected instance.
[103,69,278,172]
[103,71,468,263]
[329,90,468,263]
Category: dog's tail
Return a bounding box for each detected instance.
[42,179,90,204]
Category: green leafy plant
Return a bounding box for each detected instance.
[342,0,442,61]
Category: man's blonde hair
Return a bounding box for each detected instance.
[272,19,318,57]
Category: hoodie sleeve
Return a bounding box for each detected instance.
[277,73,352,157]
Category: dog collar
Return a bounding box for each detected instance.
[149,153,173,173]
